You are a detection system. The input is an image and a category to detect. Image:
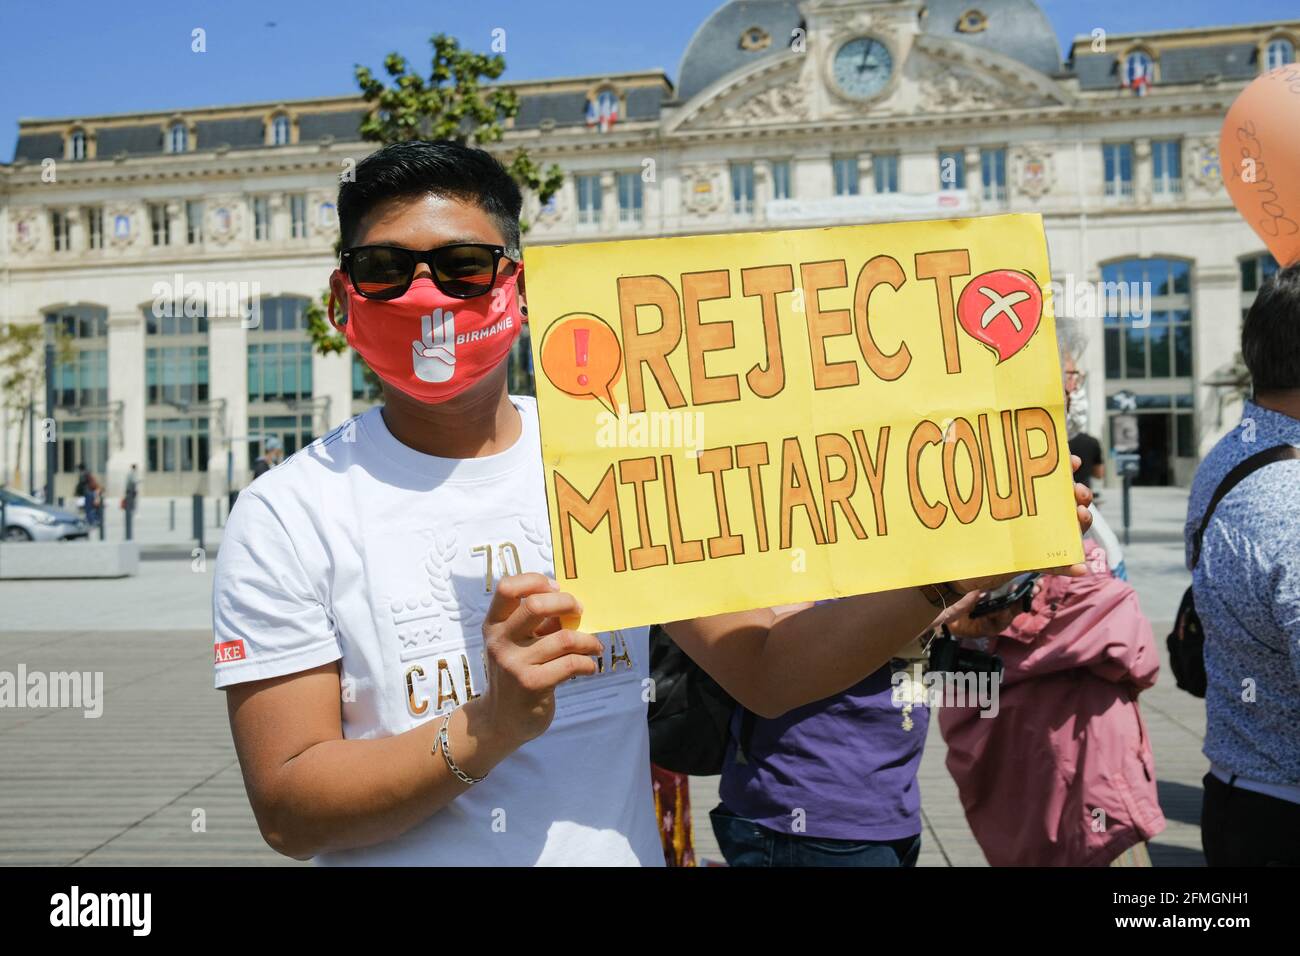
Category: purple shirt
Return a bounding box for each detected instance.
[718,662,928,841]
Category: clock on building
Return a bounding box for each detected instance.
[831,36,894,100]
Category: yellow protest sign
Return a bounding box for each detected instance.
[524,213,1084,633]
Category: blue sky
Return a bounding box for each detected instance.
[1,0,1295,159]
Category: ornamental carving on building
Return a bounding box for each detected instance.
[105,205,137,248]
[206,199,243,245]
[1187,138,1223,194]
[917,64,1037,112]
[717,80,810,126]
[681,166,727,215]
[11,209,40,254]
[309,191,340,237]
[1010,144,1054,199]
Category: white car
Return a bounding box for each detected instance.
[0,486,90,542]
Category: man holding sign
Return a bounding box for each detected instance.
[214,141,1090,866]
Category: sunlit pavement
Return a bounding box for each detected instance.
[0,487,1204,866]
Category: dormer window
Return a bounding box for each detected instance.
[271,114,291,146]
[69,129,87,161]
[1266,37,1296,71]
[168,121,188,154]
[585,87,620,133]
[1121,50,1155,95]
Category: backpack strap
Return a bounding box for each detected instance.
[1192,444,1300,567]
[733,708,758,764]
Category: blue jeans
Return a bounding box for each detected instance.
[710,804,920,867]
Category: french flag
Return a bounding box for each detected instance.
[586,94,618,132]
[1122,57,1151,97]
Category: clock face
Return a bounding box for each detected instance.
[832,36,894,100]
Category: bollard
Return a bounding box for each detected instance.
[99,506,105,541]
[192,493,205,552]
[125,502,134,542]
[169,499,175,531]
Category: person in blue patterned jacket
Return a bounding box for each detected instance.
[1185,262,1300,866]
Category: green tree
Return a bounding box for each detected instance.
[0,322,73,487]
[305,33,564,363]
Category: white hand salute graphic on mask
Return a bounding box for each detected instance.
[412,308,457,383]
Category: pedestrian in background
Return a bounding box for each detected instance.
[251,436,283,480]
[1185,263,1300,867]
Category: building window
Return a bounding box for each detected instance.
[771,160,792,200]
[1103,258,1192,381]
[70,129,86,161]
[253,196,271,241]
[248,415,314,464]
[980,148,1007,203]
[186,200,204,244]
[149,203,171,246]
[873,154,899,194]
[147,417,209,473]
[249,344,313,402]
[50,210,71,252]
[85,207,104,249]
[617,172,643,224]
[1103,143,1134,200]
[938,150,966,190]
[145,302,209,407]
[59,420,108,475]
[833,155,860,196]
[271,114,291,145]
[54,350,108,410]
[248,296,313,403]
[1240,252,1280,323]
[352,353,381,402]
[47,306,109,410]
[1266,38,1296,71]
[168,122,188,154]
[730,162,755,215]
[576,174,602,226]
[1151,139,1182,196]
[289,193,308,239]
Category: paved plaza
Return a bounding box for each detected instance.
[0,487,1207,866]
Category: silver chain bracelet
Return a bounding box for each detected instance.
[435,711,488,785]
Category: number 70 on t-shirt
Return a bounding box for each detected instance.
[470,541,524,593]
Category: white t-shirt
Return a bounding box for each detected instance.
[212,397,661,866]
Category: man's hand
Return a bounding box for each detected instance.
[473,573,604,750]
[946,601,1019,640]
[949,454,1093,595]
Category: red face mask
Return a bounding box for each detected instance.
[330,268,525,404]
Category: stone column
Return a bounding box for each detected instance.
[600,172,618,230]
[965,146,982,212]
[753,159,771,223]
[1192,264,1242,455]
[206,314,248,492]
[1134,138,1152,206]
[106,310,145,495]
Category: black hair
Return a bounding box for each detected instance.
[1243,262,1300,395]
[337,140,523,255]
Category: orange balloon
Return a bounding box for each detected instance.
[1220,66,1300,267]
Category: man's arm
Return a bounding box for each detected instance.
[665,471,1094,718]
[225,575,601,859]
[664,587,944,718]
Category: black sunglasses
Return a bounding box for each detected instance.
[341,243,515,301]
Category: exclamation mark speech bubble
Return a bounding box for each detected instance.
[573,328,590,386]
[539,313,623,413]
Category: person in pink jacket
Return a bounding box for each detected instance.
[938,539,1166,866]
